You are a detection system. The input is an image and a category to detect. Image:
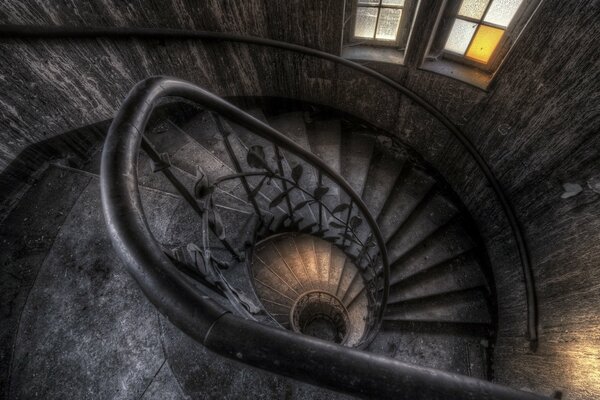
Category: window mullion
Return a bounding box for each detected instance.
[455,15,480,24]
[480,0,495,22]
[460,1,488,57]
[463,24,480,57]
[395,5,405,45]
[373,6,382,40]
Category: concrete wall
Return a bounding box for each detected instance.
[0,0,599,398]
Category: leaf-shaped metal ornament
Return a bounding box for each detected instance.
[249,176,267,199]
[291,164,303,183]
[247,145,270,171]
[151,152,171,173]
[329,221,346,229]
[209,207,226,240]
[313,186,329,200]
[342,232,361,245]
[269,190,288,208]
[286,217,305,231]
[300,223,318,233]
[332,203,350,214]
[314,229,329,237]
[349,215,363,229]
[194,168,213,199]
[365,234,376,247]
[293,200,312,211]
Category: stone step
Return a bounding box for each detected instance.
[377,167,436,241]
[386,192,458,264]
[388,252,487,303]
[385,286,491,324]
[390,222,477,285]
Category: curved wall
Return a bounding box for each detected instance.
[0,1,599,398]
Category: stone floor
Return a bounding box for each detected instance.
[0,165,353,400]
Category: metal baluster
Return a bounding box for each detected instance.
[273,145,295,223]
[141,136,242,261]
[341,199,354,248]
[213,114,264,221]
[317,170,323,231]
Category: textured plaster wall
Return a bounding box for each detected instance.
[0,0,599,398]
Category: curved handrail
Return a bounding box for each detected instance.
[0,24,538,343]
[102,75,389,327]
[100,75,548,400]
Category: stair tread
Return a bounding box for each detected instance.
[381,319,492,334]
[269,112,322,226]
[164,129,242,195]
[136,151,195,195]
[253,278,296,307]
[306,119,343,223]
[313,238,332,287]
[307,119,342,174]
[388,252,486,303]
[341,270,364,306]
[292,234,322,290]
[251,258,302,300]
[377,167,436,241]
[253,240,307,293]
[328,247,347,295]
[220,110,303,219]
[178,111,236,170]
[361,149,406,218]
[385,286,491,324]
[222,117,305,218]
[335,258,354,298]
[390,223,477,285]
[147,118,192,155]
[272,234,317,290]
[340,132,375,195]
[386,193,459,264]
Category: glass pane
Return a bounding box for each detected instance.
[355,7,378,38]
[444,18,477,55]
[466,24,504,63]
[458,0,490,19]
[358,0,380,4]
[375,8,402,40]
[382,0,405,6]
[484,0,523,27]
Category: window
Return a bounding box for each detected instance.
[423,0,541,87]
[351,0,414,48]
[444,0,524,65]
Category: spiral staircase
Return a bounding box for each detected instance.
[146,102,497,356]
[1,74,551,399]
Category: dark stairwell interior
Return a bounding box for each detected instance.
[0,1,599,399]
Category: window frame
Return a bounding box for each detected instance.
[349,0,416,49]
[428,0,539,73]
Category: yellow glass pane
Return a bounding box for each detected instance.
[466,25,504,64]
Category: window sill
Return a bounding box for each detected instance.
[420,58,492,90]
[342,45,405,65]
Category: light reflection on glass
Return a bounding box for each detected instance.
[355,7,378,38]
[376,8,402,40]
[484,0,523,27]
[458,0,490,19]
[466,24,504,63]
[444,18,477,55]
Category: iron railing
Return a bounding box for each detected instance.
[97,76,549,399]
[0,25,538,344]
[0,24,547,399]
[140,96,389,345]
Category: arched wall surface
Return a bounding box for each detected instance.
[0,1,598,398]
